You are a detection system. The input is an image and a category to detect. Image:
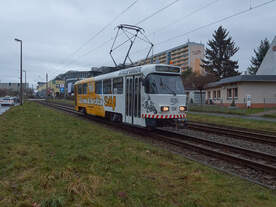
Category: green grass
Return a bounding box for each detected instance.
[264,113,276,119]
[188,104,276,115]
[1,102,276,206]
[188,113,276,132]
[48,98,74,106]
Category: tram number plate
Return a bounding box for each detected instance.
[171,106,177,111]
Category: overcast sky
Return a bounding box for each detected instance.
[1,0,276,86]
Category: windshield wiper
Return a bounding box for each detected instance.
[166,84,176,96]
[160,78,176,96]
[151,80,158,93]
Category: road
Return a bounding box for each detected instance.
[0,106,10,115]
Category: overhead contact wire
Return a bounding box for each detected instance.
[157,0,276,45]
[78,0,182,60]
[58,0,138,71]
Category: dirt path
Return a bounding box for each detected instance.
[189,111,276,122]
[250,110,276,117]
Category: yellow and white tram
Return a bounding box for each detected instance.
[74,64,187,128]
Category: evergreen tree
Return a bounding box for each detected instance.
[202,26,240,80]
[248,38,270,75]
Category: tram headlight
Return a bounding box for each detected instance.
[179,106,187,112]
[161,106,169,112]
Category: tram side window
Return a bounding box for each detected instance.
[78,85,82,94]
[95,81,102,94]
[113,77,123,94]
[88,82,94,94]
[103,79,112,94]
[83,83,87,94]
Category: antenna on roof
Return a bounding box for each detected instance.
[109,24,154,69]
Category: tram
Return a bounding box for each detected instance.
[74,64,187,128]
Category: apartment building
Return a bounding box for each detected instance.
[135,41,205,74]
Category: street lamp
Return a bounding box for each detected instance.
[14,38,23,105]
[23,70,27,97]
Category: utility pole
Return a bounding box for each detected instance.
[46,73,48,98]
[14,38,23,105]
[23,70,26,97]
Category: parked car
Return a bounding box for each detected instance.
[0,96,16,106]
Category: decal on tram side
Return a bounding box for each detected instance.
[79,97,103,106]
[79,95,117,111]
[143,95,157,114]
[104,96,116,110]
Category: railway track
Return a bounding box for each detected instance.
[187,121,276,146]
[43,101,276,146]
[37,101,276,189]
[154,129,276,175]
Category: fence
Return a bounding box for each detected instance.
[188,97,276,115]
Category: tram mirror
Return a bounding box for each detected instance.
[142,78,149,87]
[143,78,150,93]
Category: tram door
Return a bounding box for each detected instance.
[125,75,142,125]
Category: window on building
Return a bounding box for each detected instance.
[217,90,221,99]
[213,91,216,99]
[88,82,94,94]
[207,91,211,99]
[234,88,238,97]
[78,85,82,94]
[95,81,102,94]
[103,79,112,94]
[83,83,87,94]
[113,77,123,94]
[227,88,232,98]
[227,88,238,99]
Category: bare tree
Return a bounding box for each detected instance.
[183,72,216,104]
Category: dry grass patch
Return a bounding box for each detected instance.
[67,175,102,204]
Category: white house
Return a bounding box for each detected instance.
[205,75,276,108]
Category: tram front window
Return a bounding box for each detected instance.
[145,73,185,94]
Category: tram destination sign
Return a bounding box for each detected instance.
[118,67,142,76]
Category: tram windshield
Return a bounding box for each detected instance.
[145,73,185,94]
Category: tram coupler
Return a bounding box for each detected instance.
[176,118,187,129]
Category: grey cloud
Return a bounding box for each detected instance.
[0,0,276,85]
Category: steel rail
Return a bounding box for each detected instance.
[187,122,276,146]
[44,102,276,146]
[152,132,276,176]
[154,129,276,175]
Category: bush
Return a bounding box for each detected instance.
[40,196,63,207]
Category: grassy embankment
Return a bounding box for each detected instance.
[0,102,276,207]
[48,98,74,106]
[187,113,276,132]
[264,113,276,119]
[188,104,276,115]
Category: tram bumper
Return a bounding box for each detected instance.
[144,113,187,128]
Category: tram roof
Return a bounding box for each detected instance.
[74,64,180,85]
